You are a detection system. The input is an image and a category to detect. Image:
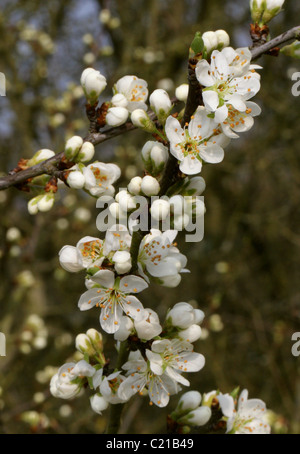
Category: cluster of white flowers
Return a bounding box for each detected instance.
[47,21,276,433]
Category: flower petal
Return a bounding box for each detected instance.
[179,156,203,175]
[165,116,184,145]
[78,289,101,311]
[91,269,115,289]
[119,275,148,293]
[199,143,224,164]
[203,90,219,112]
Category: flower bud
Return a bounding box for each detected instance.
[86,328,103,352]
[131,109,156,133]
[215,30,230,49]
[28,193,55,214]
[127,176,142,195]
[81,68,107,105]
[59,245,84,272]
[202,31,218,54]
[77,142,95,163]
[134,309,162,341]
[112,250,132,274]
[173,214,189,230]
[141,141,168,176]
[150,199,170,221]
[141,175,160,196]
[177,391,202,413]
[106,106,129,126]
[149,89,172,123]
[67,170,85,189]
[90,394,109,415]
[116,190,137,211]
[111,93,128,108]
[182,177,206,196]
[178,406,212,427]
[28,149,55,166]
[168,302,200,329]
[250,0,285,24]
[179,324,202,342]
[281,41,300,59]
[175,84,189,102]
[160,273,182,288]
[108,202,124,220]
[65,136,83,161]
[75,333,96,356]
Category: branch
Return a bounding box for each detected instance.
[0,121,141,191]
[251,25,300,60]
[2,25,299,193]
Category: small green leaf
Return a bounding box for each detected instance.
[191,32,204,54]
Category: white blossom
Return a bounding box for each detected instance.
[167,302,204,329]
[218,389,271,434]
[134,308,162,340]
[114,75,148,112]
[50,360,95,399]
[118,350,181,407]
[103,224,132,256]
[59,236,104,272]
[83,162,121,197]
[196,47,261,124]
[147,339,205,387]
[138,229,188,285]
[220,101,262,138]
[93,369,127,405]
[165,108,225,175]
[78,269,148,333]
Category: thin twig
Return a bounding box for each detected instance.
[251,25,300,60]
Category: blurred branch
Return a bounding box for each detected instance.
[251,25,300,59]
[0,118,147,191]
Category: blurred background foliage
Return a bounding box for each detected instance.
[0,0,300,434]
